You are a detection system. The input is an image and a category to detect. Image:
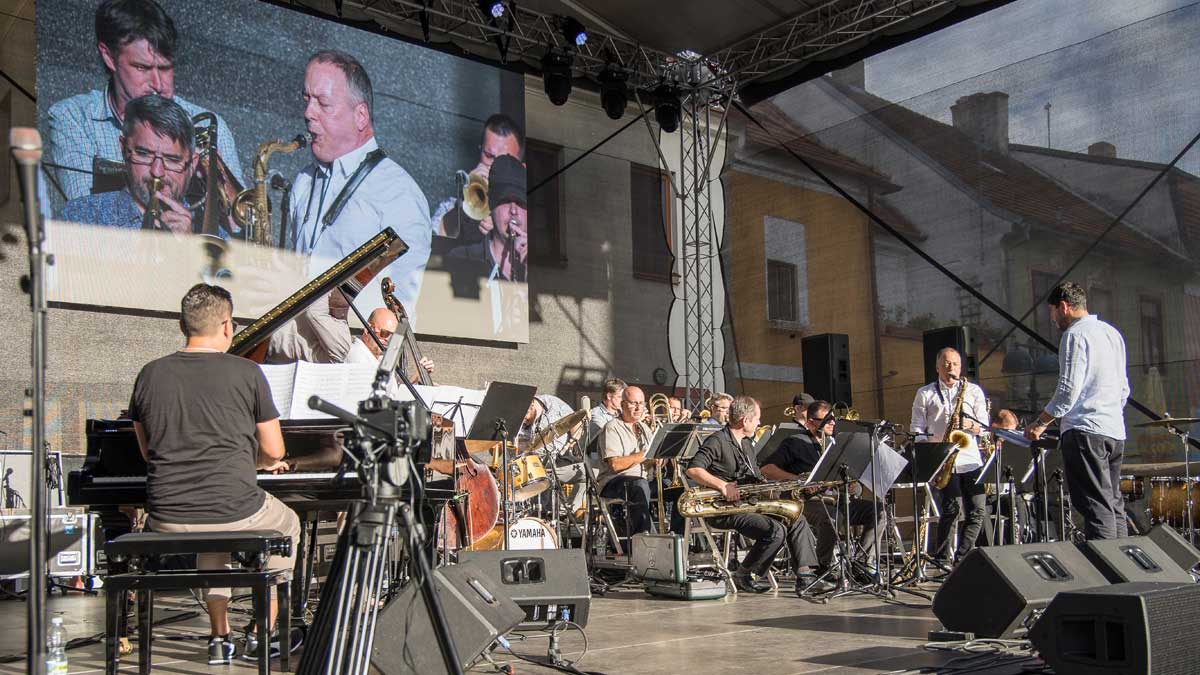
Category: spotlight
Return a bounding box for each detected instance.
[542,49,573,106]
[653,83,681,133]
[478,0,505,19]
[598,65,628,120]
[560,16,587,47]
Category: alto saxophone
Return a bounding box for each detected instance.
[677,478,842,524]
[932,377,971,490]
[233,133,310,246]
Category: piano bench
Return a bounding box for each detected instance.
[103,531,293,675]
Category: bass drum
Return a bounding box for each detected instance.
[464,517,559,552]
[1149,477,1200,528]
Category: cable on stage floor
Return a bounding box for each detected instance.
[498,619,607,675]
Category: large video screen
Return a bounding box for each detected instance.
[36,0,529,343]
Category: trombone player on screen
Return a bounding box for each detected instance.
[910,347,989,566]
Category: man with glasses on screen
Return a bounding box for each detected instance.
[60,94,198,233]
[47,0,241,201]
[288,49,431,314]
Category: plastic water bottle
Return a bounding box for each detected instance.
[46,617,67,674]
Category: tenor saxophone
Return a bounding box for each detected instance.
[233,133,310,246]
[677,478,841,524]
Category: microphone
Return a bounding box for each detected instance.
[580,395,591,412]
[10,128,43,242]
[268,170,291,193]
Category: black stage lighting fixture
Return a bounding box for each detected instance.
[654,83,681,133]
[542,49,573,106]
[419,0,431,42]
[560,16,587,46]
[598,65,628,120]
[479,0,505,19]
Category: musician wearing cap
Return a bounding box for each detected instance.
[760,399,880,585]
[596,386,655,536]
[1024,281,1130,540]
[445,153,528,282]
[289,49,431,314]
[129,284,298,664]
[431,114,525,248]
[46,0,241,201]
[61,94,198,233]
[911,347,989,564]
[686,396,820,595]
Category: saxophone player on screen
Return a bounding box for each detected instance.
[910,347,990,566]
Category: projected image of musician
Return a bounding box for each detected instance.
[60,95,198,233]
[445,154,527,282]
[288,50,432,313]
[431,114,525,251]
[46,0,241,201]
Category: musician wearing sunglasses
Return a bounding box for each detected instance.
[60,94,199,234]
[343,306,435,382]
[47,0,241,201]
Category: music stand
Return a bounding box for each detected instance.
[465,382,536,549]
[893,442,955,587]
[754,423,801,463]
[644,424,714,533]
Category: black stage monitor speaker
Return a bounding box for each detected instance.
[459,549,591,629]
[1030,581,1200,675]
[801,333,851,406]
[932,542,1108,638]
[372,560,525,675]
[922,326,977,384]
[1081,536,1194,584]
[1145,523,1200,572]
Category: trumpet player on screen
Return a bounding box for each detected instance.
[60,95,198,233]
[431,114,525,252]
[47,0,241,201]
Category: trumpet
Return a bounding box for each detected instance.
[457,171,489,221]
[142,177,163,230]
[832,402,860,420]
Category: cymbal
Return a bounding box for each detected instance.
[528,409,588,452]
[1131,417,1200,428]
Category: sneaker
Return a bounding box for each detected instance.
[207,635,236,665]
[241,632,280,662]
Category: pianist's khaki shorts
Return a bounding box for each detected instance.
[149,492,300,600]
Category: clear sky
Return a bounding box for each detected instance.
[856,0,1200,173]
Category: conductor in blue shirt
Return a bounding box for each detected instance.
[1025,281,1131,540]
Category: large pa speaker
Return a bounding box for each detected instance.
[1081,536,1194,584]
[1145,523,1200,572]
[801,333,851,406]
[1030,581,1200,675]
[932,542,1108,638]
[458,549,591,629]
[371,561,525,675]
[922,326,977,384]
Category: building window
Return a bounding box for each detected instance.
[631,163,673,282]
[526,139,564,266]
[1139,295,1165,372]
[1032,271,1060,344]
[767,259,798,322]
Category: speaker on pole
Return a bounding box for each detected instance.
[922,326,977,384]
[801,333,851,406]
[932,542,1108,638]
[371,561,525,675]
[1081,536,1193,584]
[1030,581,1200,675]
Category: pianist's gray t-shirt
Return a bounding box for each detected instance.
[129,351,279,524]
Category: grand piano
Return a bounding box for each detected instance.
[67,229,451,533]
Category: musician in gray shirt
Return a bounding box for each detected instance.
[1026,282,1131,540]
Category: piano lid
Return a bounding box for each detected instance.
[229,228,407,362]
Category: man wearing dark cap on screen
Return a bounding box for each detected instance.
[446,153,527,282]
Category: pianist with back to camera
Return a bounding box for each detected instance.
[128,283,301,664]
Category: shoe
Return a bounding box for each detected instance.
[796,573,837,596]
[241,632,280,662]
[207,635,236,665]
[731,571,770,594]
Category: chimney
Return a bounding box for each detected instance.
[831,61,865,90]
[1088,141,1116,158]
[950,92,1009,154]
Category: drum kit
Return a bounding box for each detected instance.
[1126,416,1200,540]
[440,409,590,555]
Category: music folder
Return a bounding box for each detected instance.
[900,442,956,485]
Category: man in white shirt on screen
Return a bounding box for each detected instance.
[288,50,431,316]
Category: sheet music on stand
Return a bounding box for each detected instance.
[644,423,716,463]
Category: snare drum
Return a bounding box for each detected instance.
[1149,477,1200,527]
[507,452,550,501]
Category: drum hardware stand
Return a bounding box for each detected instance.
[1031,445,1053,543]
[1164,421,1196,545]
[298,334,462,675]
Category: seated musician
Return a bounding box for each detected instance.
[596,386,654,536]
[47,0,241,201]
[760,399,882,584]
[521,394,587,511]
[587,378,626,452]
[60,95,200,233]
[129,284,299,664]
[702,392,733,426]
[667,396,685,422]
[686,395,822,595]
[343,307,435,383]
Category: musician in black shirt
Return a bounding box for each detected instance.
[686,396,821,594]
[760,400,881,581]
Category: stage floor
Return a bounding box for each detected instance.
[0,581,1044,674]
